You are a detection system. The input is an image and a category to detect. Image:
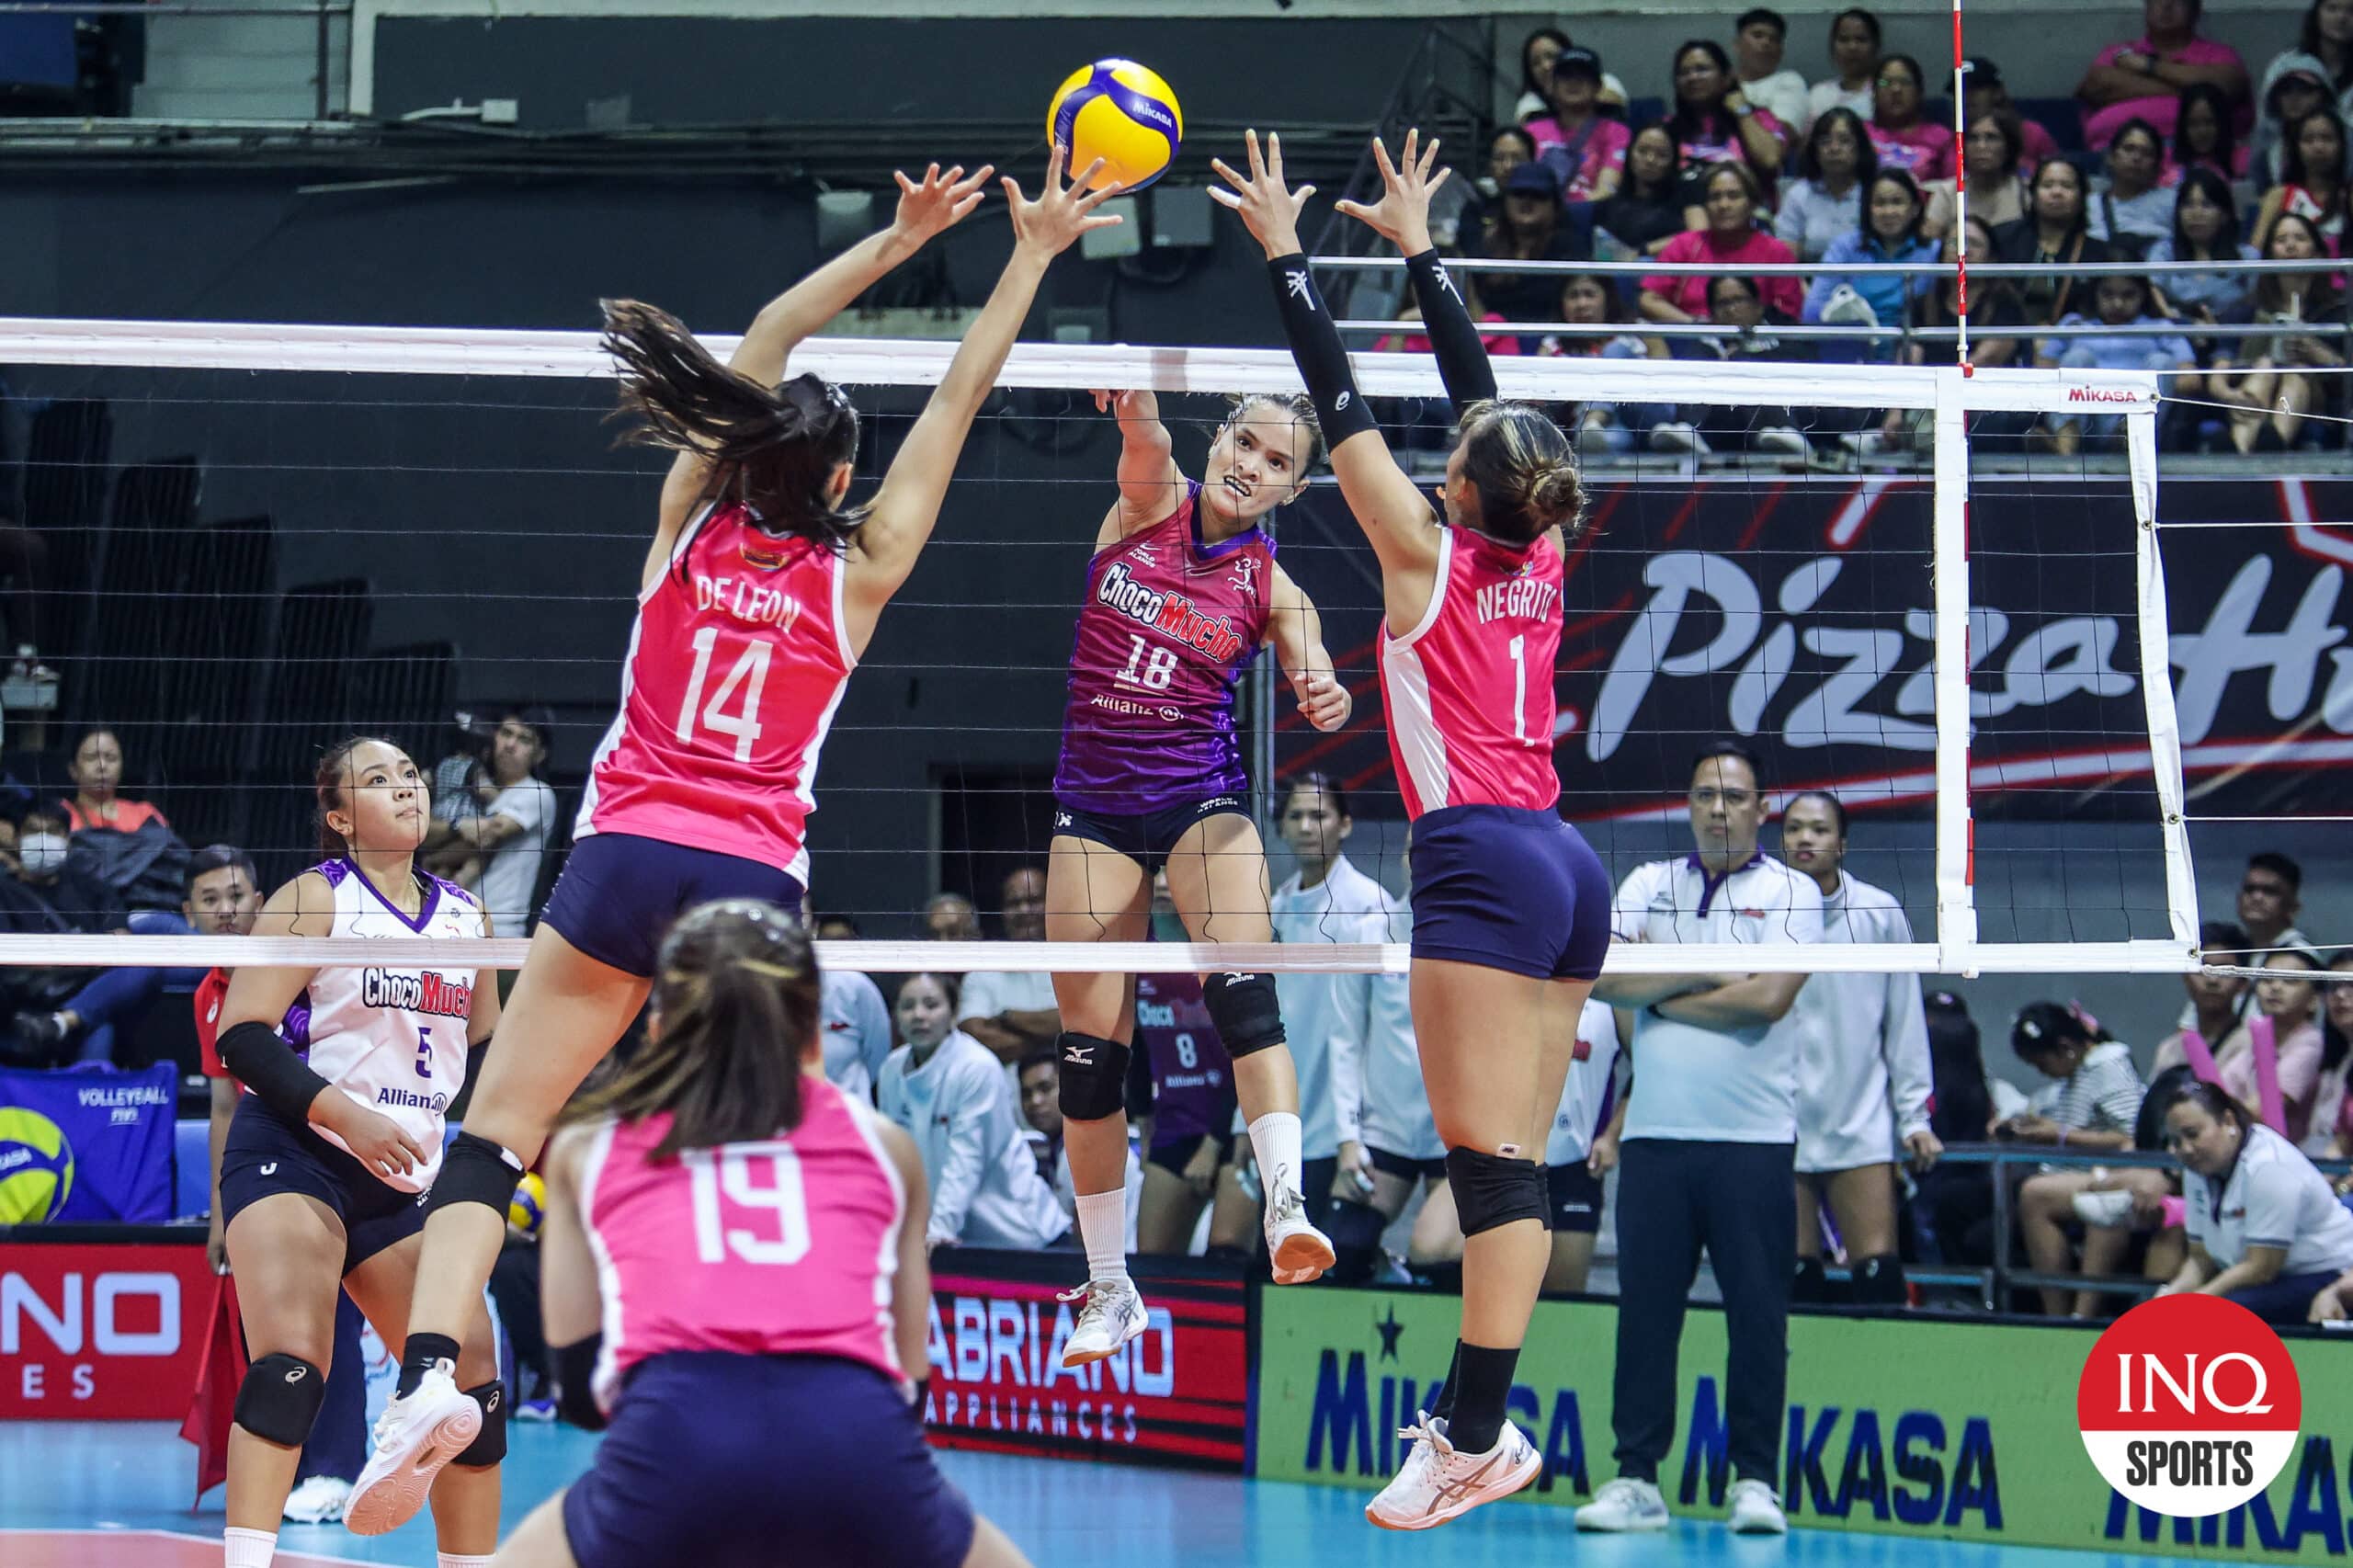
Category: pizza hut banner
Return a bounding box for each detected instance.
[1275,475,2353,820]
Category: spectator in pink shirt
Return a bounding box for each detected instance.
[1665,38,1789,208]
[1868,53,1955,181]
[2077,0,2250,150]
[1528,46,1631,201]
[1640,164,1803,322]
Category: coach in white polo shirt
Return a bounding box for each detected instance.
[1575,739,1824,1538]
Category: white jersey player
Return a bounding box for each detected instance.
[1778,790,1939,1307]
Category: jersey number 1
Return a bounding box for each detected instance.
[686,1143,812,1266]
[1507,633,1529,743]
[676,628,772,762]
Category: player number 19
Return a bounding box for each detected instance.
[676,627,773,762]
[686,1143,812,1266]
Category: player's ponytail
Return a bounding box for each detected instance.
[565,898,823,1158]
[600,299,866,554]
[1453,400,1587,547]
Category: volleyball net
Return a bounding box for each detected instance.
[0,314,2211,981]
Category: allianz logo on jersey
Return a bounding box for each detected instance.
[1097,562,1245,663]
[377,1085,450,1113]
[361,969,474,1019]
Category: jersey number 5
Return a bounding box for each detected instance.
[676,628,773,762]
[686,1143,812,1266]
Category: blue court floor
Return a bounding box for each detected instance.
[4,1420,2166,1568]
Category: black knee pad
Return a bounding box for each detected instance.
[425,1131,527,1220]
[1057,1032,1131,1122]
[1792,1256,1831,1304]
[1203,971,1284,1059]
[452,1379,507,1466]
[1850,1253,1909,1307]
[1324,1198,1391,1286]
[234,1353,326,1448]
[1444,1147,1550,1239]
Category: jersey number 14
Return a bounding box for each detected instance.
[676,628,773,762]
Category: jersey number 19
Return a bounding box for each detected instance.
[685,1142,811,1266]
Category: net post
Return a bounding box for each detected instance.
[1931,369,1979,971]
[2127,401,2200,943]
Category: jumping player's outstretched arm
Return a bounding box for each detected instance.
[1088,387,1187,542]
[1269,562,1350,732]
[656,163,995,535]
[1210,132,1441,615]
[844,146,1125,650]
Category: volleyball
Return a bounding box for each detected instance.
[1048,59,1182,193]
[0,1108,74,1224]
[509,1170,546,1235]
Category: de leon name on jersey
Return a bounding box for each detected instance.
[360,968,473,1018]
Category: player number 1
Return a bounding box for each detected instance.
[1508,633,1528,742]
[676,627,773,762]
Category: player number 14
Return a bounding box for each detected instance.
[676,627,772,762]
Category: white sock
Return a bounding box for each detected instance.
[1247,1111,1304,1204]
[438,1555,496,1568]
[1074,1190,1129,1285]
[224,1527,277,1568]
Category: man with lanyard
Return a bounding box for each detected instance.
[1578,739,1824,1537]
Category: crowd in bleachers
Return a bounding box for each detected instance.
[1415,1,2353,457]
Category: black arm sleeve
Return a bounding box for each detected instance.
[1267,254,1381,449]
[1404,248,1499,410]
[552,1335,608,1431]
[216,1018,332,1129]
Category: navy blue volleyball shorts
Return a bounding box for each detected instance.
[218,1096,426,1276]
[540,833,807,978]
[1408,805,1610,982]
[561,1352,976,1568]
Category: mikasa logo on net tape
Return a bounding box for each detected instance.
[2076,1294,2302,1517]
[2065,385,2151,404]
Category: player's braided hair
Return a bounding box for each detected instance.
[1453,400,1586,546]
[566,899,823,1158]
[600,299,866,555]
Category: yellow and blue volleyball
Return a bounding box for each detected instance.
[1048,59,1182,193]
[0,1108,74,1224]
[508,1170,546,1235]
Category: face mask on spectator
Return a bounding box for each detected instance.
[19,833,67,876]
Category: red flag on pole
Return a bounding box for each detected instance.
[178,1273,248,1506]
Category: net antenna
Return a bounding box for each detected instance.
[0,316,2197,979]
[1951,5,1972,372]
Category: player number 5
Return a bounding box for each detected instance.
[676,627,773,762]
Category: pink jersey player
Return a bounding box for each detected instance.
[577,500,851,886]
[354,151,1120,1547]
[1379,525,1564,818]
[575,1077,905,1410]
[1228,125,1615,1525]
[517,901,1031,1568]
